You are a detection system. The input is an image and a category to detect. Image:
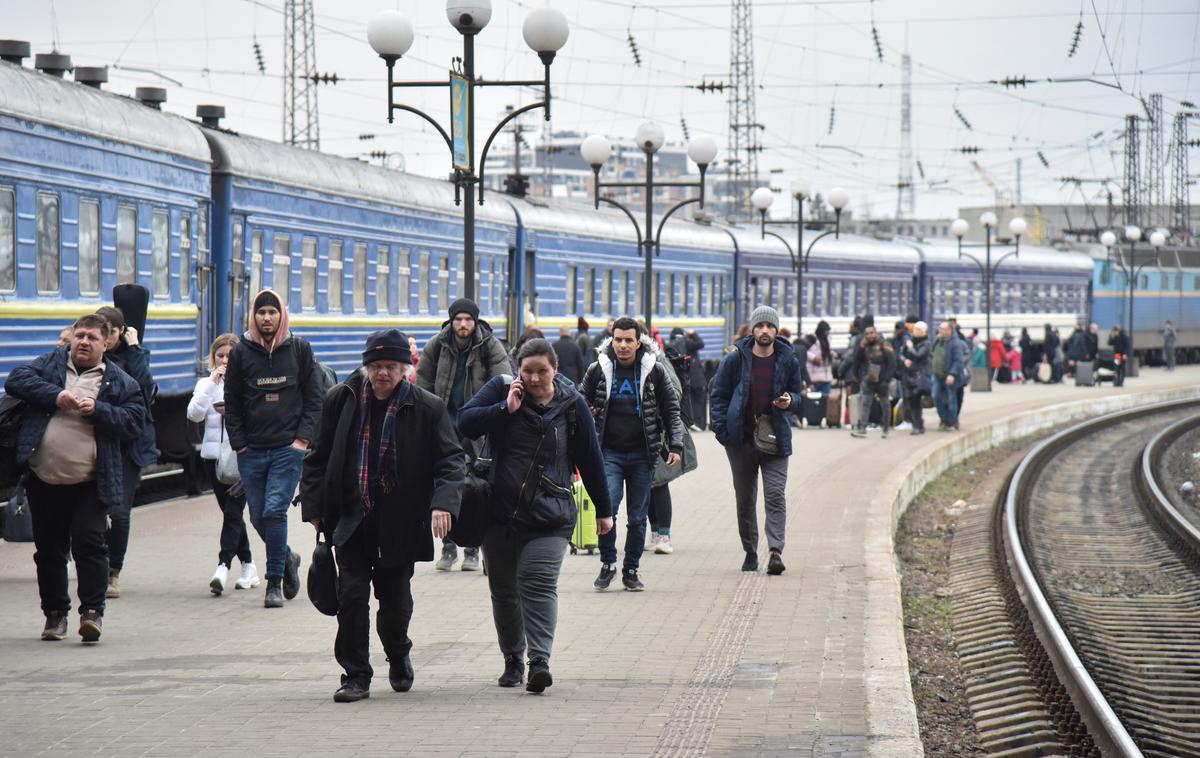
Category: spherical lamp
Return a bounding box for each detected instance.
[580,134,612,168]
[751,187,775,212]
[368,11,415,59]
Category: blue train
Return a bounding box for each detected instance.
[0,60,1107,479]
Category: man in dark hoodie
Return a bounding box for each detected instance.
[224,289,324,608]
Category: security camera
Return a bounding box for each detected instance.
[446,1,492,34]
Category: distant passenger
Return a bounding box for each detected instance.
[1163,321,1177,371]
[576,317,594,366]
[901,321,932,434]
[553,326,585,384]
[56,326,73,347]
[684,329,708,430]
[509,327,545,372]
[187,333,259,595]
[805,320,833,399]
[417,297,510,572]
[850,325,897,439]
[1042,324,1062,383]
[6,314,146,642]
[931,321,965,431]
[1065,323,1087,378]
[710,305,805,575]
[224,288,323,608]
[1109,326,1131,387]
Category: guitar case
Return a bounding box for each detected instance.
[112,284,150,339]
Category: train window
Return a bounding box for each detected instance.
[1194,276,1200,290]
[585,268,596,313]
[616,270,627,315]
[376,245,391,313]
[353,243,367,312]
[116,205,137,285]
[438,255,449,313]
[1139,275,1148,290]
[490,257,500,314]
[397,248,410,314]
[151,209,169,298]
[249,230,263,296]
[841,282,853,315]
[273,234,291,307]
[656,272,665,315]
[301,236,317,310]
[601,269,612,315]
[180,214,192,300]
[474,257,481,304]
[418,251,430,312]
[1099,264,1111,286]
[0,189,12,292]
[455,254,464,300]
[685,275,694,316]
[77,198,100,296]
[36,192,61,295]
[231,222,245,317]
[328,240,344,313]
[635,272,644,317]
[565,265,576,314]
[665,273,675,315]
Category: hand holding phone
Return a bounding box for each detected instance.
[772,393,791,409]
[506,377,524,414]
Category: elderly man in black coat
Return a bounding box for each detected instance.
[302,329,467,703]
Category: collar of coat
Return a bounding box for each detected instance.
[595,334,659,398]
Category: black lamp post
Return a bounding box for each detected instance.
[580,125,718,330]
[951,212,1027,392]
[367,3,570,302]
[1100,225,1166,363]
[750,185,849,336]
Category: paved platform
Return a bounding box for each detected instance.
[2,368,1199,757]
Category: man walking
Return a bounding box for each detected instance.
[553,326,586,384]
[302,329,466,703]
[224,289,323,608]
[685,329,708,430]
[931,321,965,431]
[710,305,806,575]
[6,314,146,642]
[417,297,509,571]
[580,317,683,592]
[1163,321,1177,371]
[850,325,897,438]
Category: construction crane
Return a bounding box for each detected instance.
[970,160,1012,207]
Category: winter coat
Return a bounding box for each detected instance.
[902,336,932,392]
[579,335,685,466]
[806,341,833,383]
[104,343,158,467]
[186,377,226,460]
[1163,326,1177,350]
[416,319,510,405]
[1109,331,1131,356]
[851,338,897,386]
[5,346,146,509]
[684,333,707,385]
[931,336,965,381]
[552,335,586,384]
[458,376,612,534]
[1065,330,1087,362]
[300,369,467,566]
[709,335,806,456]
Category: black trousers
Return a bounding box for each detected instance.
[689,385,708,430]
[334,529,415,686]
[649,484,672,532]
[27,474,108,617]
[203,460,252,567]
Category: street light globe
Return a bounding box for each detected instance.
[687,134,719,167]
[635,121,666,153]
[1008,217,1027,237]
[751,187,775,212]
[1150,230,1167,248]
[1124,225,1142,242]
[580,134,612,167]
[828,187,850,211]
[951,218,969,238]
[446,1,492,34]
[792,179,810,199]
[368,10,415,58]
[523,7,569,53]
[979,211,998,227]
[1100,230,1117,248]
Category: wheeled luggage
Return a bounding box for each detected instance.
[803,392,825,427]
[570,480,598,555]
[1075,360,1095,387]
[826,390,842,428]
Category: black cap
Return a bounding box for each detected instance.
[448,297,479,322]
[253,290,281,312]
[362,328,412,365]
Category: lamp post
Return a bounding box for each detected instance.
[1100,226,1166,365]
[367,3,570,301]
[580,125,718,330]
[750,184,848,336]
[952,212,1027,392]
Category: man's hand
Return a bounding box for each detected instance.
[291,439,309,451]
[310,518,322,534]
[946,375,956,386]
[237,447,248,454]
[56,390,79,412]
[666,452,681,467]
[77,397,96,417]
[506,378,524,415]
[772,393,791,409]
[431,510,452,539]
[597,517,614,535]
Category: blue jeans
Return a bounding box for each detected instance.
[932,376,959,425]
[599,448,654,571]
[812,381,831,398]
[237,446,303,579]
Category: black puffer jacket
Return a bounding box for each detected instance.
[579,335,684,466]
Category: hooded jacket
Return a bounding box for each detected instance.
[851,336,897,386]
[416,318,510,411]
[579,334,685,466]
[709,335,805,457]
[104,342,158,467]
[223,288,324,451]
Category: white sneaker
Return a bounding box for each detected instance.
[235,562,260,590]
[654,534,674,555]
[895,421,911,431]
[210,564,229,595]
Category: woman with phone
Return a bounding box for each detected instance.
[187,333,259,594]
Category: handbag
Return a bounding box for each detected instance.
[753,414,780,456]
[448,439,492,549]
[3,476,33,543]
[653,427,699,487]
[307,532,339,616]
[216,426,240,485]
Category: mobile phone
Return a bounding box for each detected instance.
[213,401,225,410]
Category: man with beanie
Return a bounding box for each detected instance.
[302,329,466,703]
[224,289,324,607]
[417,297,509,571]
[710,304,807,575]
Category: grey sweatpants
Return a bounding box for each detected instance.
[483,526,567,664]
[725,442,789,555]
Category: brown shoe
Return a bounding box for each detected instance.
[79,609,102,643]
[41,611,67,641]
[105,568,121,599]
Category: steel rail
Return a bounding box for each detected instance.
[1140,414,1200,552]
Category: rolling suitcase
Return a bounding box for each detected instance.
[826,390,842,429]
[803,392,825,427]
[1075,360,1095,387]
[570,480,598,555]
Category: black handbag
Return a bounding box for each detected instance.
[2,476,33,543]
[449,448,492,549]
[307,532,338,616]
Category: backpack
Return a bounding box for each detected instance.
[0,392,26,489]
[291,338,337,394]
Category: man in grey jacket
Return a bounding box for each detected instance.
[417,297,509,571]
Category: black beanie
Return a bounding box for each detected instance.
[448,297,480,322]
[254,290,281,312]
[362,328,412,365]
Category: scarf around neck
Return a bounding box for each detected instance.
[357,378,409,513]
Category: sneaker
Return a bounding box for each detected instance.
[105,568,121,599]
[593,563,617,591]
[282,549,302,600]
[388,653,414,693]
[911,428,925,436]
[895,421,912,431]
[688,424,703,433]
[867,423,880,431]
[766,550,786,576]
[622,569,645,592]
[951,421,960,430]
[654,534,673,554]
[937,422,949,431]
[498,655,525,687]
[333,680,370,703]
[645,533,657,550]
[41,611,67,641]
[264,578,284,608]
[526,658,553,694]
[235,562,261,590]
[850,428,866,438]
[461,549,481,572]
[78,609,102,643]
[210,564,229,595]
[435,544,457,571]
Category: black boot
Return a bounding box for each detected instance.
[498,654,525,687]
[388,654,414,693]
[526,658,553,693]
[264,578,283,608]
[333,679,370,703]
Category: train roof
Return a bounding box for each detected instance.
[0,61,210,163]
[724,224,922,266]
[903,237,1094,272]
[508,195,740,252]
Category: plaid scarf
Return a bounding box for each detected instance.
[358,378,407,514]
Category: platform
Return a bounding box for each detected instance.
[2,368,1199,757]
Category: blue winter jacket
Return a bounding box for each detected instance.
[709,336,806,456]
[5,346,147,509]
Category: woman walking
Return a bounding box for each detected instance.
[459,338,613,693]
[187,334,259,594]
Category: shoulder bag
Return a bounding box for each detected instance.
[753,414,780,456]
[216,426,240,485]
[307,532,339,616]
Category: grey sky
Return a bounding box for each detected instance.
[6,0,1200,220]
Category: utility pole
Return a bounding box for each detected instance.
[727,0,761,220]
[1171,110,1195,240]
[1146,93,1164,228]
[283,0,320,149]
[1123,115,1141,228]
[896,52,915,220]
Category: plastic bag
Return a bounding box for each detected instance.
[216,426,240,485]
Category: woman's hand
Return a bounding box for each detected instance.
[210,364,226,384]
[506,378,524,415]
